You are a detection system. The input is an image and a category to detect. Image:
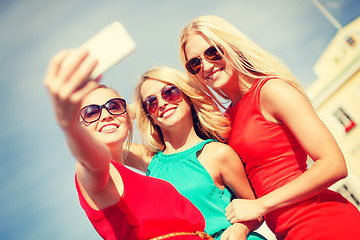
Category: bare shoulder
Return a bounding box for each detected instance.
[260,79,310,121]
[261,79,302,101]
[202,141,240,163]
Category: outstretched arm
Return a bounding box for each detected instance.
[44,49,112,194]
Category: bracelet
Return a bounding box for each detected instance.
[149,231,214,240]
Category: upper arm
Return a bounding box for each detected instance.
[124,142,153,172]
[261,80,345,167]
[75,161,110,192]
[214,143,256,200]
[76,162,124,210]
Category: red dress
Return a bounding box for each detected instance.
[227,77,360,239]
[75,160,206,240]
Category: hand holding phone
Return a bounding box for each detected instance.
[79,21,136,79]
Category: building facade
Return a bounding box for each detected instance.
[307,16,360,208]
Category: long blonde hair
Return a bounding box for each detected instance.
[133,66,231,153]
[179,15,307,106]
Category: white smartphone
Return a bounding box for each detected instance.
[80,21,136,79]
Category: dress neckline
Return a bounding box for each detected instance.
[157,139,214,158]
[228,77,264,110]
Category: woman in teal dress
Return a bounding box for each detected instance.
[126,66,266,240]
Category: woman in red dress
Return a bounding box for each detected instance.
[44,48,210,240]
[179,15,360,239]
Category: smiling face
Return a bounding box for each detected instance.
[140,79,193,131]
[80,87,130,148]
[184,33,237,91]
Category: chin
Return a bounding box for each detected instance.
[106,139,125,149]
[100,133,123,144]
[215,73,233,90]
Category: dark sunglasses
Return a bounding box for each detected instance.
[80,98,126,123]
[185,45,224,75]
[143,85,181,115]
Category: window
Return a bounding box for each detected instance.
[334,107,356,133]
[346,35,356,47]
[337,184,360,208]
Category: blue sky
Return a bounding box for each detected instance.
[0,0,359,239]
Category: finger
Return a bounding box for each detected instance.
[44,49,72,89]
[225,210,229,217]
[56,48,90,86]
[225,204,233,217]
[220,229,230,240]
[58,55,98,100]
[226,211,235,221]
[225,201,232,212]
[225,207,230,216]
[94,74,103,83]
[230,217,241,224]
[71,79,100,104]
[46,49,89,99]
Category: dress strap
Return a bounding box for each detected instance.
[195,139,215,149]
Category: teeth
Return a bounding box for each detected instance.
[101,125,117,133]
[162,108,175,118]
[207,69,220,80]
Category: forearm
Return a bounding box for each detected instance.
[260,158,347,214]
[236,217,263,233]
[65,126,110,172]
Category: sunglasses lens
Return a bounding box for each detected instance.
[144,96,158,114]
[205,46,223,61]
[185,46,223,75]
[106,99,126,115]
[162,86,181,102]
[81,105,100,123]
[143,86,181,115]
[186,57,201,74]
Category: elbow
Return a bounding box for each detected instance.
[333,158,348,182]
[338,166,348,180]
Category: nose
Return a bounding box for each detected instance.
[157,97,168,111]
[100,107,113,121]
[202,58,213,72]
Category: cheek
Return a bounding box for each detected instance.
[118,117,130,131]
[83,125,99,139]
[223,57,234,72]
[196,73,208,85]
[80,121,97,132]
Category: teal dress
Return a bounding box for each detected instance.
[146,139,266,240]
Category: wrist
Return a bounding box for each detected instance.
[258,195,275,215]
[232,222,250,235]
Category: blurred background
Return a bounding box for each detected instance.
[1,0,359,239]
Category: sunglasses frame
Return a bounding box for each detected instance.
[142,85,182,115]
[80,98,127,123]
[185,45,224,75]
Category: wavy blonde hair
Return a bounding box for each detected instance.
[179,15,307,106]
[133,66,231,153]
